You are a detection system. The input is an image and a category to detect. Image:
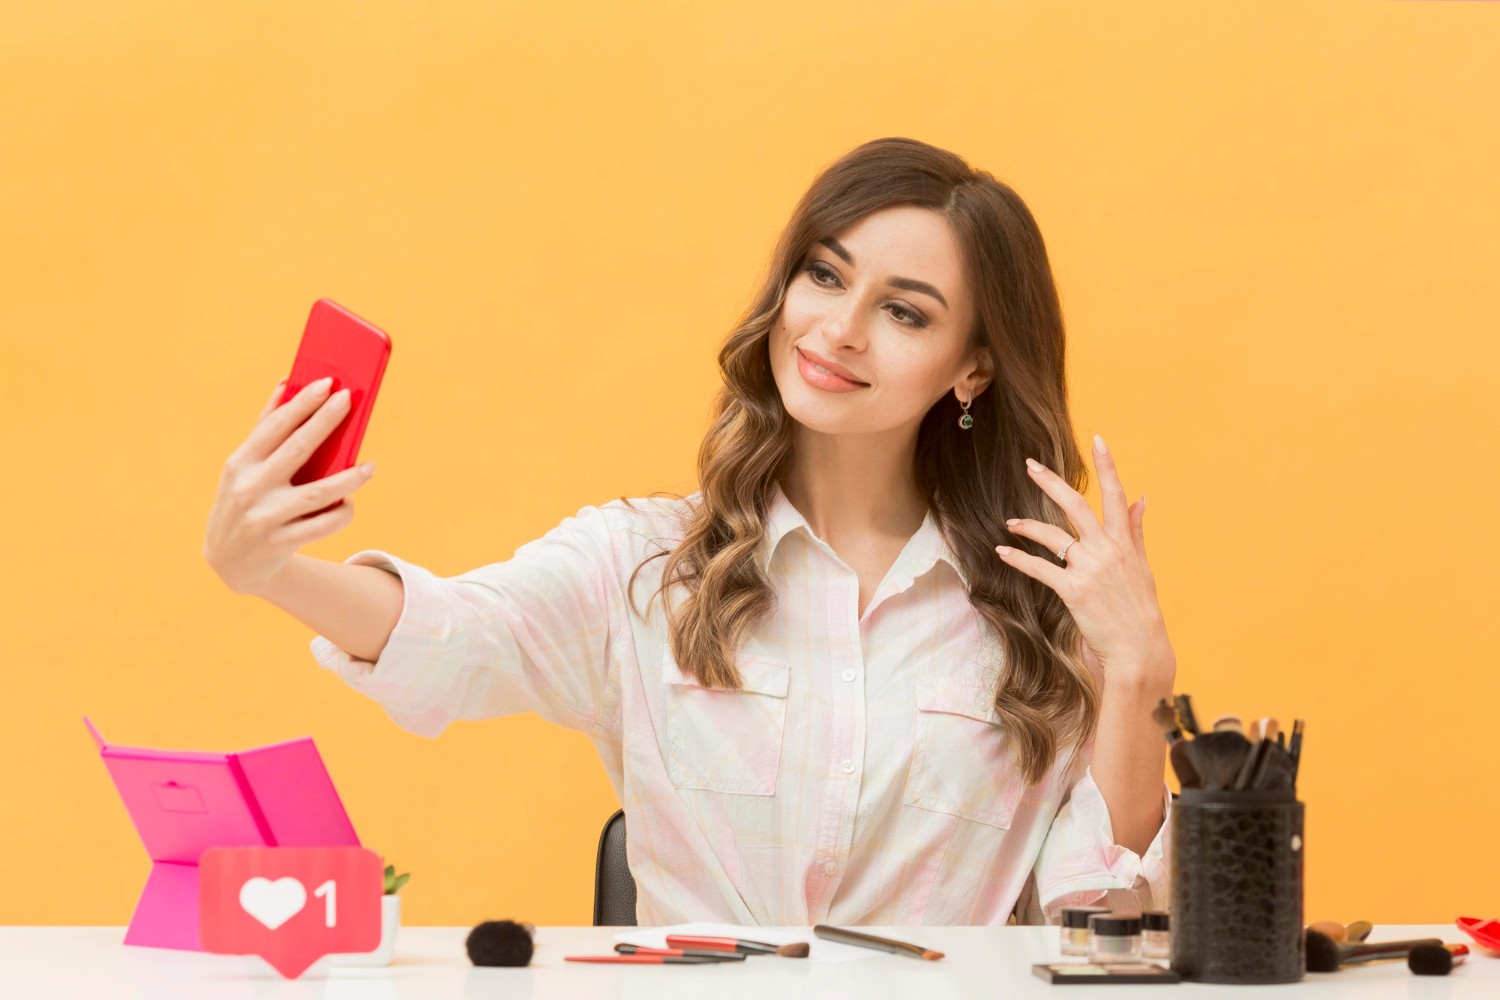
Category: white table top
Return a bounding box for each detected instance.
[1,924,1491,998]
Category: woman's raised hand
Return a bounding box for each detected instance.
[203,377,377,596]
[994,435,1174,688]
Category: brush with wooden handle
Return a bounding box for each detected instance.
[813,924,944,960]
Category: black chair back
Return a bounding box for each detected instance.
[593,808,638,926]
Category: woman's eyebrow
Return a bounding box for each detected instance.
[817,237,949,310]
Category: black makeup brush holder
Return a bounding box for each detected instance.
[1169,788,1304,984]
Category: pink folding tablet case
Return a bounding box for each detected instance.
[85,717,361,951]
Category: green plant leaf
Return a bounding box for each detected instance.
[391,873,410,894]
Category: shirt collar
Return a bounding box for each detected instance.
[757,479,971,590]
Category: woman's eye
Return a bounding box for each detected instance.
[889,304,927,328]
[802,261,928,328]
[805,261,838,285]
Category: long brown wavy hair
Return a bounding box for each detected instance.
[621,136,1098,786]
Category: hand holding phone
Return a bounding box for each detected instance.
[203,301,392,596]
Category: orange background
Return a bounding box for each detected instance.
[4,0,1497,927]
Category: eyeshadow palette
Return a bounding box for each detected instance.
[1032,962,1182,984]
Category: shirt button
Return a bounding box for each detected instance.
[840,760,855,774]
[841,669,857,682]
[823,861,838,876]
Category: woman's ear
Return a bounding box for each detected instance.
[965,347,996,398]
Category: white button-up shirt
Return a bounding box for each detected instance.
[311,482,1170,925]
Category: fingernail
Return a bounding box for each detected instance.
[359,462,376,475]
[1025,457,1042,473]
[1005,518,1021,526]
[313,376,333,392]
[1094,434,1108,455]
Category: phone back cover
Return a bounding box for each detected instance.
[281,298,392,488]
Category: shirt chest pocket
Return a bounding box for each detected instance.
[903,668,1026,829]
[661,646,791,796]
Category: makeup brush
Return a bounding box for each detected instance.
[1253,717,1279,745]
[615,944,748,961]
[1152,699,1202,788]
[813,924,944,960]
[665,934,809,957]
[1333,936,1446,966]
[1231,737,1270,791]
[567,954,738,964]
[1304,931,1445,972]
[1248,740,1297,792]
[1183,729,1253,790]
[1409,943,1468,975]
[1308,920,1350,942]
[1288,719,1305,783]
[1211,715,1244,735]
[1154,698,1185,741]
[1307,920,1374,944]
[1172,694,1201,736]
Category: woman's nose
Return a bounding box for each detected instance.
[820,300,868,349]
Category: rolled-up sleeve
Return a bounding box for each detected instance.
[1030,754,1172,922]
[309,503,624,740]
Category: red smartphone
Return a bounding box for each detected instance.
[277,299,392,519]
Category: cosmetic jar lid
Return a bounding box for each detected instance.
[1088,914,1142,937]
[1061,905,1111,929]
[1142,911,1170,931]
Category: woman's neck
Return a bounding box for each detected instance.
[778,427,927,547]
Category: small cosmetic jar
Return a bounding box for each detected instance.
[1059,905,1111,955]
[1088,913,1143,963]
[1142,911,1171,958]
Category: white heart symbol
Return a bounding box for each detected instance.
[239,877,307,930]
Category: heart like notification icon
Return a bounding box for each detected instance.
[200,846,383,978]
[240,876,306,930]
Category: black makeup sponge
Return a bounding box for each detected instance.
[466,919,535,966]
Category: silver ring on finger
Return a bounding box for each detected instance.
[1056,538,1077,565]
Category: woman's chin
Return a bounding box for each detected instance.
[772,376,895,436]
[783,407,893,439]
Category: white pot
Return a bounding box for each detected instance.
[326,894,400,966]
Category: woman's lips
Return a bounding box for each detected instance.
[796,348,868,392]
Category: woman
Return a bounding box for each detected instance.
[204,136,1176,926]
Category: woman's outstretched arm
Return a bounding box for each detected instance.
[254,554,405,664]
[307,503,627,739]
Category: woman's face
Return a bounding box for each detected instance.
[769,205,988,437]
